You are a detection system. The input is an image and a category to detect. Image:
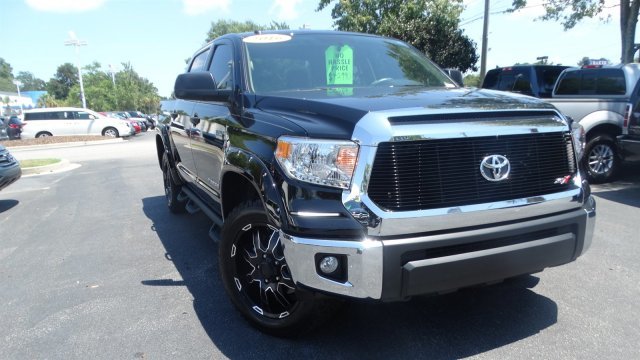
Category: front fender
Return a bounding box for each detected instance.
[222,147,287,228]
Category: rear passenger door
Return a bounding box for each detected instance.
[170,46,211,184]
[190,40,234,209]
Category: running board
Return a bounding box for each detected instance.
[181,187,223,228]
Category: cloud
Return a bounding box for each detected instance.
[269,0,301,21]
[182,0,230,16]
[25,0,106,12]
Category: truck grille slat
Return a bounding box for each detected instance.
[368,132,575,211]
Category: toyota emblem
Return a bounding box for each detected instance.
[480,155,510,182]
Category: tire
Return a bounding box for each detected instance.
[582,134,619,184]
[162,153,186,213]
[102,127,119,137]
[219,200,341,337]
[36,131,52,138]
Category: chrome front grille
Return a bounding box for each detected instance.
[367,132,576,212]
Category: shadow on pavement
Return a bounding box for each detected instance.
[592,162,640,208]
[142,195,558,359]
[0,199,19,213]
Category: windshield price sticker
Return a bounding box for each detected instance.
[243,34,292,43]
[325,45,353,85]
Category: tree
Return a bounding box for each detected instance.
[37,93,60,108]
[206,19,289,42]
[16,71,46,91]
[463,73,481,87]
[47,63,79,100]
[0,58,15,92]
[317,0,479,72]
[510,0,640,64]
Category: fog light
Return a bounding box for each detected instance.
[319,256,339,274]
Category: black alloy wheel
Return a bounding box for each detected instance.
[219,201,340,337]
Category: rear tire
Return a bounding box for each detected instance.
[162,153,186,213]
[36,131,52,138]
[219,200,341,337]
[582,134,619,183]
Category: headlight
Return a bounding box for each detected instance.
[570,120,585,161]
[275,136,359,189]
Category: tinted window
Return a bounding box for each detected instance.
[481,68,531,92]
[555,68,626,95]
[209,44,233,90]
[189,48,211,72]
[536,68,567,97]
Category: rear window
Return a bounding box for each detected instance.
[482,68,531,92]
[555,68,626,95]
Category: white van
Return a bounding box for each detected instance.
[22,107,133,139]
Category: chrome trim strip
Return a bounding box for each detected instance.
[342,108,584,237]
[290,211,342,217]
[280,232,382,299]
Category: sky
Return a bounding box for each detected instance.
[1,0,625,98]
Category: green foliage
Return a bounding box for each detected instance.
[317,0,478,72]
[16,71,46,91]
[0,58,16,92]
[206,19,290,42]
[37,94,60,108]
[47,63,79,100]
[463,73,481,87]
[510,1,640,63]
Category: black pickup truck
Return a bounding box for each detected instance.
[156,31,596,336]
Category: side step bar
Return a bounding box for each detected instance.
[179,187,223,243]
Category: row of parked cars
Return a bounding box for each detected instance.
[0,109,157,140]
[480,63,640,183]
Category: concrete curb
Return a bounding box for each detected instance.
[21,159,71,175]
[7,138,124,152]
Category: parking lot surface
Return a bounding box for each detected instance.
[1,132,639,359]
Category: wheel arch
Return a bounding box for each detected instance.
[221,150,285,228]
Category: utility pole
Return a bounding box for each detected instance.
[65,32,88,108]
[480,0,490,83]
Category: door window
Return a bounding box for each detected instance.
[209,44,233,90]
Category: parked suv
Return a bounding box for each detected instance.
[547,64,640,182]
[22,107,133,138]
[481,65,572,98]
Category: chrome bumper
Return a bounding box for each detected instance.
[281,196,596,301]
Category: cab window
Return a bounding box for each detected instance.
[189,48,211,72]
[208,44,233,90]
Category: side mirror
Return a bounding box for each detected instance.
[174,72,232,102]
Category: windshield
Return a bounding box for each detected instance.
[243,33,456,93]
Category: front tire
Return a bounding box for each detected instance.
[582,134,619,183]
[219,200,340,337]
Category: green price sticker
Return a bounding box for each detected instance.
[325,45,353,86]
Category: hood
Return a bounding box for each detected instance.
[251,87,557,139]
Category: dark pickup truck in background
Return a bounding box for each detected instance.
[156,31,595,336]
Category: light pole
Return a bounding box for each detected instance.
[12,80,23,114]
[108,64,118,108]
[64,32,87,108]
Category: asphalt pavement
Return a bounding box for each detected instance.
[1,132,639,359]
